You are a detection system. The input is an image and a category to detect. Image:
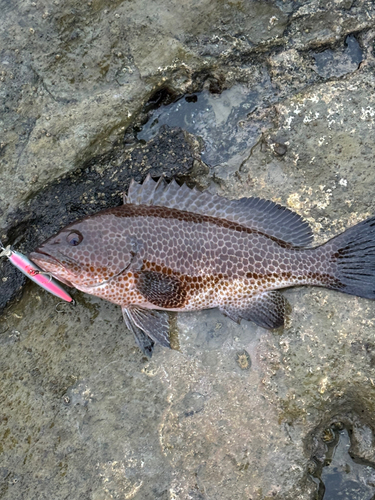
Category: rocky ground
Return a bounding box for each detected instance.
[1,1,375,499]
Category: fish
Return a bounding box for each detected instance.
[30,175,375,356]
[0,244,73,303]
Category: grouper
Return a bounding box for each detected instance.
[30,175,375,356]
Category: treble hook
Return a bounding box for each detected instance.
[0,240,12,258]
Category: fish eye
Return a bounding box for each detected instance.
[66,231,83,246]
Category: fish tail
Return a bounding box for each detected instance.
[324,216,375,299]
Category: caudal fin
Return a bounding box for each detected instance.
[326,216,375,299]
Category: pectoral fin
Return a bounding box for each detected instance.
[219,291,288,329]
[122,306,171,353]
[137,270,186,308]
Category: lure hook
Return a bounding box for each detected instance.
[0,243,12,259]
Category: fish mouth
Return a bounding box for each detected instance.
[29,251,74,287]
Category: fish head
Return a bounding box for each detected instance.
[29,212,136,290]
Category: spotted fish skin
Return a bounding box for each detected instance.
[54,204,332,309]
[30,176,375,356]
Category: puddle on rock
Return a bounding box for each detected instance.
[137,71,275,166]
[310,424,375,500]
[313,35,363,79]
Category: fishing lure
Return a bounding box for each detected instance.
[0,243,73,303]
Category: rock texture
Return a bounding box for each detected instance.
[1,1,375,499]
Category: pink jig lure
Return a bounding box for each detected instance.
[0,244,73,303]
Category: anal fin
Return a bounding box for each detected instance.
[219,291,288,329]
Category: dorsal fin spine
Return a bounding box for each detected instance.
[124,176,313,248]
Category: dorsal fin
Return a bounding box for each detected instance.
[123,175,313,248]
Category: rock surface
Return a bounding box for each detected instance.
[1,1,375,499]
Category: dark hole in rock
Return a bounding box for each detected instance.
[208,78,223,94]
[185,94,198,103]
[144,86,181,113]
[273,143,288,156]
